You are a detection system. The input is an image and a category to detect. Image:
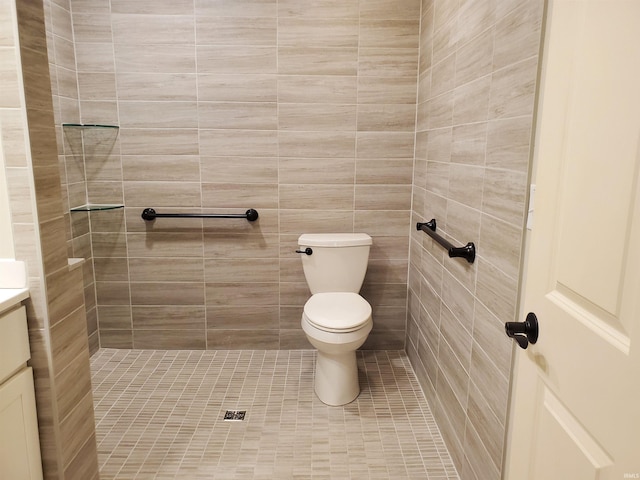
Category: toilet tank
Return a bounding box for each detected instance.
[298,233,372,294]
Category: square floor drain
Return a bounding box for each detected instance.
[223,410,246,421]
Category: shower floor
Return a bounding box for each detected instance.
[90,349,459,479]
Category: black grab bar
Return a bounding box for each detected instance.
[142,208,259,222]
[416,219,475,264]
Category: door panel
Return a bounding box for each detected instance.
[505,1,640,479]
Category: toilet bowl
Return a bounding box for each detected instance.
[296,233,373,406]
[301,292,372,406]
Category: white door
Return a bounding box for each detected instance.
[505,1,640,479]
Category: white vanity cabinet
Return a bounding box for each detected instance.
[0,305,43,480]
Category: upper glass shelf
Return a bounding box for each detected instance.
[70,204,124,212]
[62,123,119,129]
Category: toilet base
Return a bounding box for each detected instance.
[314,350,360,406]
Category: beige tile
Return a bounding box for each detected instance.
[93,257,128,282]
[489,56,538,119]
[129,257,204,282]
[354,210,411,237]
[126,232,203,257]
[111,14,194,44]
[279,157,355,184]
[63,433,99,480]
[122,155,200,182]
[0,110,28,167]
[118,101,198,128]
[204,233,279,258]
[279,209,354,234]
[278,103,356,131]
[1,55,23,109]
[360,0,420,19]
[130,282,205,305]
[357,76,417,104]
[448,163,484,208]
[99,329,132,348]
[78,72,116,100]
[55,349,92,422]
[123,181,202,208]
[456,28,493,87]
[278,0,358,18]
[131,306,205,330]
[278,17,357,48]
[485,116,532,172]
[53,36,76,71]
[72,13,112,43]
[426,92,453,129]
[204,258,278,283]
[356,132,414,158]
[95,281,130,305]
[201,183,278,209]
[456,0,496,47]
[59,391,95,468]
[119,128,199,155]
[79,101,118,125]
[366,258,408,284]
[493,1,543,71]
[196,0,277,17]
[198,101,277,130]
[279,184,354,210]
[199,129,277,157]
[479,214,523,280]
[472,300,512,380]
[425,161,449,196]
[475,259,518,323]
[86,180,123,204]
[441,269,474,334]
[133,329,205,349]
[111,0,194,14]
[46,267,85,327]
[278,47,357,75]
[357,104,416,132]
[197,45,276,74]
[437,335,470,409]
[50,306,88,376]
[482,167,527,225]
[197,16,276,46]
[198,74,276,102]
[279,131,355,158]
[206,329,279,349]
[5,167,34,223]
[451,123,487,165]
[96,305,132,330]
[358,47,418,77]
[205,282,279,306]
[200,156,276,184]
[445,201,482,257]
[117,73,197,101]
[355,185,411,210]
[355,158,413,185]
[359,19,419,48]
[206,306,279,329]
[75,42,115,73]
[114,44,195,73]
[431,53,456,97]
[277,75,356,104]
[470,342,510,431]
[279,281,309,306]
[453,76,491,124]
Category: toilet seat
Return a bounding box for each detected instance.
[303,292,372,333]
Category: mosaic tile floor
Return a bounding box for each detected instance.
[91,349,459,479]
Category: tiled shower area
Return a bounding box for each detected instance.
[0,0,544,478]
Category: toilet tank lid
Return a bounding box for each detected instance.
[298,233,372,247]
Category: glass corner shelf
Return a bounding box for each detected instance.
[62,123,119,129]
[70,204,124,212]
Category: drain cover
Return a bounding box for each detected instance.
[223,410,246,421]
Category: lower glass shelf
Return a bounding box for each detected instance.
[70,204,124,212]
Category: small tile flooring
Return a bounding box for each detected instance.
[91,349,459,479]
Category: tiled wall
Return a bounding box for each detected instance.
[43,0,100,354]
[406,1,543,479]
[69,0,420,350]
[1,0,99,478]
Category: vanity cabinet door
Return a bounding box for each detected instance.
[0,367,43,480]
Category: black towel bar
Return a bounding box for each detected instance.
[142,208,259,222]
[416,219,476,264]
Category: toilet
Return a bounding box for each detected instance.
[297,233,373,406]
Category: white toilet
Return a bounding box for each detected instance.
[297,233,373,406]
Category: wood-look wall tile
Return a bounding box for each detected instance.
[126,232,203,257]
[96,305,131,330]
[93,257,128,282]
[59,391,95,468]
[95,281,130,305]
[119,101,198,128]
[199,129,277,157]
[111,14,194,44]
[279,158,355,185]
[279,131,355,158]
[198,101,277,130]
[355,185,412,210]
[111,0,195,15]
[206,305,279,329]
[279,209,354,234]
[356,158,413,185]
[123,155,200,182]
[132,306,205,330]
[357,104,416,132]
[123,181,202,208]
[205,282,279,306]
[197,17,276,46]
[130,282,205,305]
[63,434,99,480]
[278,47,357,76]
[129,257,204,282]
[114,44,195,73]
[197,45,276,74]
[489,57,538,119]
[198,74,276,102]
[278,0,358,18]
[133,329,205,349]
[278,17,358,48]
[119,128,199,155]
[358,48,418,77]
[201,183,278,209]
[206,329,279,349]
[117,73,197,101]
[99,329,132,348]
[279,184,354,210]
[50,306,87,376]
[278,103,356,132]
[204,258,279,283]
[356,132,414,158]
[55,350,92,421]
[357,76,417,104]
[196,0,277,18]
[204,233,279,258]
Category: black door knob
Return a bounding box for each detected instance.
[505,312,539,349]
